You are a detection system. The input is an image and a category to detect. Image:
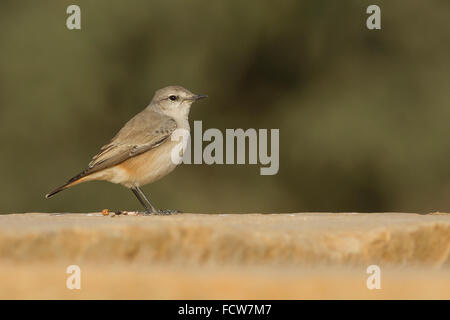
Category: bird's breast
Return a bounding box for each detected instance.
[111,140,181,187]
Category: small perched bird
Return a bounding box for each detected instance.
[46,86,207,214]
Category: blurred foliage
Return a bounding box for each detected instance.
[0,0,450,213]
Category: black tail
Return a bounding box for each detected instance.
[45,170,89,199]
[45,184,69,198]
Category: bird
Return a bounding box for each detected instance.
[45,85,207,214]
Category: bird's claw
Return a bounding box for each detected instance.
[154,209,181,215]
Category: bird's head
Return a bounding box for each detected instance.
[150,86,207,119]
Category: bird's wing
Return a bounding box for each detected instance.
[85,109,177,175]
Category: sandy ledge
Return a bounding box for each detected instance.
[0,212,449,299]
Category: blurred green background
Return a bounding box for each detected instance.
[0,0,449,214]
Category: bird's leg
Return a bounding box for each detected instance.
[131,187,157,214]
[131,187,180,215]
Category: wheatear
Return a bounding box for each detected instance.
[46,86,207,214]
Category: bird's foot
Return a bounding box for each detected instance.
[100,209,180,217]
[122,209,181,216]
[154,209,182,215]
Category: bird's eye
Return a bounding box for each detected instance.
[169,95,177,101]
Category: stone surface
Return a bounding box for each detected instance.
[0,212,449,299]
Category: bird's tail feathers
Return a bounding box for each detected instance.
[45,170,89,198]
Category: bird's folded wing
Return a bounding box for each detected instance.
[85,110,177,175]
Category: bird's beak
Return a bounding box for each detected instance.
[193,94,208,101]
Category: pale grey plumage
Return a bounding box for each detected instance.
[87,109,177,175]
[45,85,207,207]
